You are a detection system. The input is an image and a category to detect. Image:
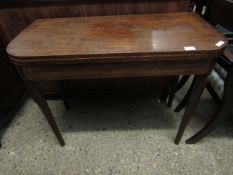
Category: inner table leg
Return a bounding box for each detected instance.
[174,74,208,144]
[174,75,190,93]
[160,85,170,103]
[174,77,195,112]
[24,80,65,146]
[167,76,179,107]
[58,81,70,110]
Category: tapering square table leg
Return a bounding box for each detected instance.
[24,80,65,146]
[58,81,70,110]
[174,74,209,144]
[167,76,179,107]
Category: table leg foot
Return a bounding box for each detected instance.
[174,74,208,144]
[25,80,65,146]
[186,105,230,144]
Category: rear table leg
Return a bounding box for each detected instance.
[174,78,195,112]
[58,81,70,110]
[167,76,179,107]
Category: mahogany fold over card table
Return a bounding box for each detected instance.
[6,12,227,146]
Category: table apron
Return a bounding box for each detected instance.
[21,58,214,81]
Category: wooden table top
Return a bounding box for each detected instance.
[7,12,227,64]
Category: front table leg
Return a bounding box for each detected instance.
[24,80,65,146]
[174,74,208,144]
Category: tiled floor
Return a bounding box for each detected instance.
[0,87,233,175]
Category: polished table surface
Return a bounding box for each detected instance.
[6,12,227,146]
[7,12,227,64]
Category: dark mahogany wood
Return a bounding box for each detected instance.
[174,74,210,144]
[21,59,212,81]
[7,13,226,65]
[58,81,70,110]
[174,76,194,112]
[0,0,190,95]
[167,76,179,107]
[174,0,233,112]
[0,1,190,45]
[186,65,233,144]
[6,12,227,145]
[170,0,233,144]
[174,75,190,93]
[23,79,65,146]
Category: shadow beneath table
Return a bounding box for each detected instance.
[56,93,178,133]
